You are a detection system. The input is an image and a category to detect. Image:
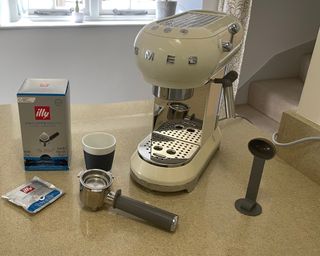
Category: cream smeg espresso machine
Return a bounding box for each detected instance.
[130,10,244,192]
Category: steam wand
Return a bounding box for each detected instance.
[213,71,238,118]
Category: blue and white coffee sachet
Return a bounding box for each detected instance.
[2,176,64,214]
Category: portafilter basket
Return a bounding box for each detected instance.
[79,169,178,232]
[167,102,190,120]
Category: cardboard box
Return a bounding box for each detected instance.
[17,79,71,170]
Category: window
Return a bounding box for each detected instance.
[2,0,202,26]
[100,0,155,14]
[27,0,79,9]
[20,0,155,16]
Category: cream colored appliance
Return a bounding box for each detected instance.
[130,10,244,192]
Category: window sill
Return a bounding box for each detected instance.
[0,15,155,29]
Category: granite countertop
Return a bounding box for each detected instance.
[0,101,319,256]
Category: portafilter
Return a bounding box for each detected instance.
[79,169,178,232]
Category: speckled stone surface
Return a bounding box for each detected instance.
[277,110,320,185]
[0,101,320,256]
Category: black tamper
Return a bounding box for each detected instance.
[235,138,276,216]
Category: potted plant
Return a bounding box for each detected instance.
[156,0,177,20]
[73,0,84,23]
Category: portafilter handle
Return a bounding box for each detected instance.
[106,190,178,232]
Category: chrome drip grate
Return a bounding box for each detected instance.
[138,134,199,167]
[155,120,202,145]
[158,13,221,28]
[137,120,202,167]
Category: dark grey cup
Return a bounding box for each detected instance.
[82,132,116,172]
[83,150,115,171]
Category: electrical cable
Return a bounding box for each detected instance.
[235,114,253,124]
[218,114,253,124]
[272,132,320,147]
[219,114,320,147]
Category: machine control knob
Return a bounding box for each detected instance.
[228,23,240,34]
[222,41,233,52]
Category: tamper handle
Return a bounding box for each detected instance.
[245,157,265,202]
[235,138,276,216]
[113,190,178,232]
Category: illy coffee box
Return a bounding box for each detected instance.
[17,79,71,170]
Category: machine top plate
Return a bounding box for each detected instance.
[142,10,242,42]
[158,13,222,28]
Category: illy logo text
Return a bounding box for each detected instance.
[34,106,51,120]
[20,185,35,194]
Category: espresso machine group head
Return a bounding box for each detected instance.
[130,10,244,192]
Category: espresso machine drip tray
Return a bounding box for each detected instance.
[137,121,202,167]
[155,120,202,145]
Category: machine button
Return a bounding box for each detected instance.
[163,27,172,33]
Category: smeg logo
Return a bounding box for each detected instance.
[144,50,155,61]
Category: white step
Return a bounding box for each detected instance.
[236,104,279,134]
[248,78,304,122]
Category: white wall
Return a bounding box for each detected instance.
[177,0,203,12]
[0,0,10,25]
[0,1,211,104]
[0,26,153,104]
[202,0,219,11]
[297,29,320,125]
[237,0,320,104]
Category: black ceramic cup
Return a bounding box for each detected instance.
[82,132,116,171]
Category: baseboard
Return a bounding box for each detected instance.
[276,110,320,185]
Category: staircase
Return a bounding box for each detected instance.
[236,54,312,133]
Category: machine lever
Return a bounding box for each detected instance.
[228,23,240,44]
[222,41,233,52]
[228,23,240,35]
